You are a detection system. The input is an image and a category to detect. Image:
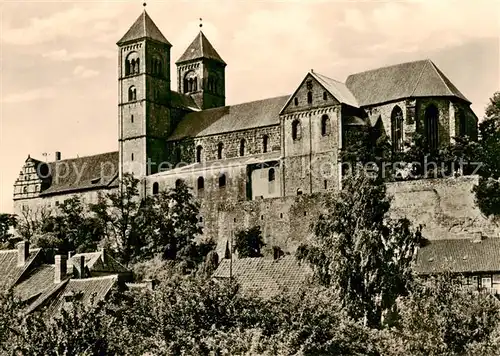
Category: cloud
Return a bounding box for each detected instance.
[2,87,56,103]
[42,49,115,61]
[73,65,99,79]
[1,4,126,46]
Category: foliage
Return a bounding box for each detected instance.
[15,205,50,242]
[0,213,18,248]
[34,197,104,254]
[297,173,421,327]
[234,225,265,258]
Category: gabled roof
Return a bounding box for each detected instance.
[176,31,225,65]
[415,238,500,275]
[168,95,288,140]
[0,248,41,291]
[311,72,359,107]
[345,59,470,107]
[37,151,119,196]
[117,10,171,46]
[70,251,129,276]
[14,265,54,302]
[213,256,312,299]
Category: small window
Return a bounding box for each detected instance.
[306,80,313,90]
[196,145,202,163]
[304,211,307,216]
[219,174,226,188]
[128,86,137,101]
[262,135,269,153]
[233,218,237,223]
[23,186,28,194]
[152,182,159,195]
[199,216,203,223]
[175,179,183,188]
[239,139,246,157]
[321,115,330,136]
[268,168,275,182]
[197,177,204,190]
[261,215,264,220]
[294,97,298,106]
[280,213,283,219]
[307,91,312,104]
[131,115,134,123]
[297,188,303,195]
[324,180,327,189]
[131,153,134,161]
[292,120,301,140]
[323,91,327,100]
[217,142,224,160]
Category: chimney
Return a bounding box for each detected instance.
[76,255,85,279]
[17,241,29,266]
[55,151,61,161]
[54,255,67,283]
[99,247,106,265]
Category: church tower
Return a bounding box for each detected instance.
[117,10,172,179]
[176,31,226,110]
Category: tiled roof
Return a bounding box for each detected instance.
[311,72,359,107]
[117,11,171,46]
[213,256,313,299]
[42,275,118,317]
[345,59,470,107]
[14,265,54,302]
[0,248,41,291]
[176,31,225,64]
[39,151,118,196]
[150,151,282,177]
[168,95,288,140]
[415,238,500,275]
[70,251,129,275]
[171,91,200,111]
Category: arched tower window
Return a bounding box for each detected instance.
[239,139,246,157]
[307,91,313,104]
[125,52,140,76]
[425,104,439,150]
[217,142,224,159]
[321,115,330,136]
[184,71,197,93]
[219,174,226,187]
[292,120,301,140]
[268,168,275,182]
[128,86,136,101]
[197,176,204,190]
[196,145,203,163]
[391,106,404,152]
[152,182,159,195]
[135,58,140,74]
[193,77,198,91]
[262,135,269,153]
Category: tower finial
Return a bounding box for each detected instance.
[199,18,203,29]
[143,2,147,9]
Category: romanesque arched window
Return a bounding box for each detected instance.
[217,142,224,159]
[239,139,246,157]
[425,104,439,150]
[152,182,159,195]
[128,86,136,101]
[135,58,140,74]
[457,108,467,137]
[184,71,196,93]
[125,52,139,76]
[262,135,269,153]
[193,77,198,91]
[268,168,275,182]
[292,120,301,140]
[321,115,330,136]
[175,179,183,188]
[219,174,226,188]
[307,91,313,104]
[391,106,404,152]
[323,91,328,101]
[197,176,204,190]
[196,145,203,163]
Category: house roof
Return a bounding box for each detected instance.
[168,95,288,140]
[14,265,54,302]
[415,238,500,275]
[170,91,200,111]
[38,151,118,196]
[311,72,359,107]
[176,31,225,65]
[345,59,470,107]
[213,256,313,299]
[0,248,41,291]
[39,275,118,317]
[70,251,129,276]
[117,10,171,46]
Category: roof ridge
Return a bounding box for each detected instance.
[313,71,345,85]
[427,59,455,97]
[70,274,118,282]
[348,59,429,78]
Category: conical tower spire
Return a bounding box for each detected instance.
[117,10,171,46]
[176,31,225,65]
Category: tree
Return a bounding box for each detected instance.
[15,205,50,242]
[34,197,103,253]
[234,226,265,258]
[0,214,17,248]
[90,173,147,266]
[297,173,421,327]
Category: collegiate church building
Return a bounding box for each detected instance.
[13,10,478,254]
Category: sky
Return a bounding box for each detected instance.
[0,0,499,213]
